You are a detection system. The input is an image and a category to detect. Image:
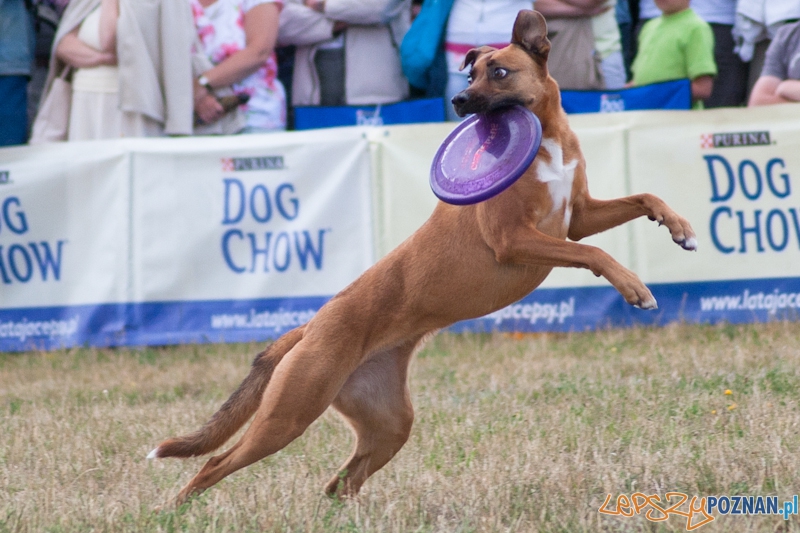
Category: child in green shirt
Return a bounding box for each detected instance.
[631,0,717,109]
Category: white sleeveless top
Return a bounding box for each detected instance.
[72,6,119,93]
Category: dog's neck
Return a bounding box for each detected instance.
[530,77,567,140]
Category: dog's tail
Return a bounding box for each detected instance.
[147,326,305,459]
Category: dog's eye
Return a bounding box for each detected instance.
[467,72,473,85]
[493,68,508,79]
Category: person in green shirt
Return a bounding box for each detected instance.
[630,0,717,109]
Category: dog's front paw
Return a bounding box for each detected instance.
[611,270,658,310]
[625,281,657,309]
[651,211,697,252]
[673,235,698,251]
[633,295,658,310]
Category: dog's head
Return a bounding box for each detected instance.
[451,10,554,117]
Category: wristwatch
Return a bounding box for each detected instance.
[198,75,214,93]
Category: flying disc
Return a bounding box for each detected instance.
[430,106,542,205]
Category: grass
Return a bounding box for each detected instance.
[2,322,800,532]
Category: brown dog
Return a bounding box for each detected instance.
[148,10,697,505]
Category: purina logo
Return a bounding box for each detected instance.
[0,171,9,184]
[700,131,771,149]
[221,156,284,172]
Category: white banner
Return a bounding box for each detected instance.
[130,131,373,301]
[626,107,800,283]
[0,129,374,348]
[0,142,130,307]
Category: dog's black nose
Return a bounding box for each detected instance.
[451,92,469,107]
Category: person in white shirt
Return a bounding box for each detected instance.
[734,0,800,98]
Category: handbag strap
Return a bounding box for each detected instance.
[57,65,72,81]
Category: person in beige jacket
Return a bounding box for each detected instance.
[277,0,411,107]
[31,0,197,141]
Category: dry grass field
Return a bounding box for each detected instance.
[2,322,800,532]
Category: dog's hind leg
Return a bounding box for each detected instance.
[324,338,418,497]
[152,326,305,460]
[170,329,375,505]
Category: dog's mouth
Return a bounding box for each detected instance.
[487,97,532,113]
[452,92,531,117]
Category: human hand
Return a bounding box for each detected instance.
[691,75,714,101]
[587,3,611,15]
[304,0,324,12]
[776,79,800,102]
[333,20,347,34]
[97,51,117,66]
[56,31,118,68]
[195,94,225,124]
[193,79,212,106]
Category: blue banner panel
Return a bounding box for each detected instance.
[294,98,446,130]
[561,79,692,114]
[452,276,800,333]
[0,297,329,352]
[2,277,798,351]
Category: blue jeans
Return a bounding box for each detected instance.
[0,75,28,146]
[0,0,36,76]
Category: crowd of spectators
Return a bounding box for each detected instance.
[1,0,799,147]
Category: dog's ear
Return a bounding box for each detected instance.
[459,46,496,71]
[511,10,550,63]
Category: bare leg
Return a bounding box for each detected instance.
[325,339,418,497]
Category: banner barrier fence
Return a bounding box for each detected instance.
[560,79,692,114]
[1,104,799,351]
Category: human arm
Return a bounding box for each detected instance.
[193,80,225,124]
[97,0,118,53]
[277,1,339,47]
[194,2,281,124]
[684,22,716,100]
[55,28,117,68]
[748,24,796,106]
[303,0,348,31]
[556,0,607,9]
[776,79,800,101]
[748,75,795,106]
[323,0,403,26]
[691,74,713,101]
[535,0,609,18]
[200,2,281,89]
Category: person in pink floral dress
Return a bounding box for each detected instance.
[191,0,286,132]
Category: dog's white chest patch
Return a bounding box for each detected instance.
[535,138,578,228]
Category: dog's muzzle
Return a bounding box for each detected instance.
[451,91,475,117]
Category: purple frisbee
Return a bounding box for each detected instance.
[430,106,542,205]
